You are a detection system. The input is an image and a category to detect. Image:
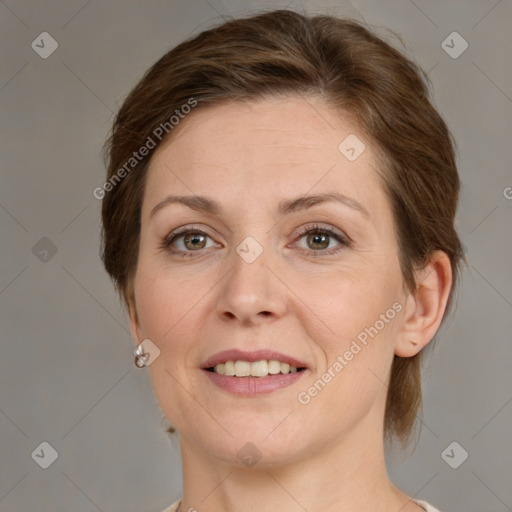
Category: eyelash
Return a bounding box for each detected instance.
[161,223,350,258]
[160,226,213,258]
[294,224,350,256]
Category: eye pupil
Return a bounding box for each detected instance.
[307,233,329,250]
[184,233,207,250]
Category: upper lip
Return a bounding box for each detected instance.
[201,349,308,369]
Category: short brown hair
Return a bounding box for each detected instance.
[101,9,464,446]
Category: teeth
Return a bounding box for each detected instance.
[224,361,235,376]
[268,360,281,374]
[250,360,268,377]
[212,360,299,377]
[234,360,251,377]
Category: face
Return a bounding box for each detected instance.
[130,96,409,466]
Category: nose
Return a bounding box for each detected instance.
[216,247,288,325]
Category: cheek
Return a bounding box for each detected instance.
[133,253,219,357]
[292,266,401,397]
[132,261,214,428]
[294,296,399,433]
[293,262,401,341]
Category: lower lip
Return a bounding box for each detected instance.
[202,369,307,396]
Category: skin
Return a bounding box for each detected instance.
[128,96,452,512]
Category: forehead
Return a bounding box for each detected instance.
[152,96,360,161]
[143,96,386,218]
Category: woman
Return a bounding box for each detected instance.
[101,9,463,512]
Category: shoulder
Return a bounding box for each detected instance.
[160,498,181,512]
[414,499,442,512]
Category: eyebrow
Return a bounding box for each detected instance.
[149,192,370,219]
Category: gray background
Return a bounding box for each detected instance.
[1,0,511,511]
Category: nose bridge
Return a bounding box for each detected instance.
[216,235,286,322]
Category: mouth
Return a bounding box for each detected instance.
[201,349,308,376]
[200,349,309,395]
[205,359,307,377]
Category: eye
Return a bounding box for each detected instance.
[162,228,218,254]
[293,224,349,254]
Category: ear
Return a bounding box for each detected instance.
[395,251,453,357]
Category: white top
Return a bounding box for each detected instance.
[162,497,441,511]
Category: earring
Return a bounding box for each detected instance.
[134,342,150,368]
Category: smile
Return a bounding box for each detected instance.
[208,359,304,377]
[201,349,309,395]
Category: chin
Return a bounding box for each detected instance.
[185,417,310,468]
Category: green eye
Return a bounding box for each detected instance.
[306,232,331,250]
[182,233,208,250]
[163,229,216,253]
[295,225,349,254]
